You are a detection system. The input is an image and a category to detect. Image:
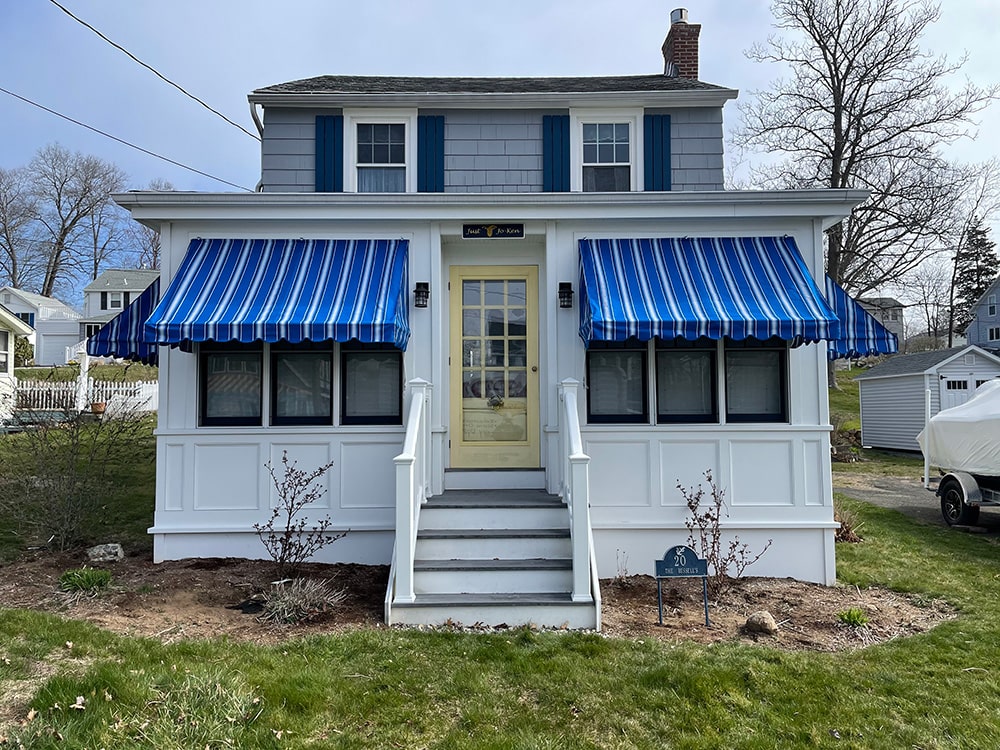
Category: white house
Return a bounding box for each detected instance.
[0,304,34,422]
[0,288,81,365]
[80,269,160,343]
[106,10,893,629]
[856,345,1000,451]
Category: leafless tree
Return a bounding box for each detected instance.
[0,166,43,290]
[899,257,952,349]
[735,0,998,295]
[123,178,173,270]
[29,144,127,297]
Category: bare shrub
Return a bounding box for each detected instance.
[254,451,347,578]
[835,500,864,543]
[0,404,152,551]
[677,470,772,596]
[259,577,347,624]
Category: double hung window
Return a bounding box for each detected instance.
[199,341,402,427]
[989,295,997,317]
[582,122,631,192]
[356,123,406,193]
[0,331,8,374]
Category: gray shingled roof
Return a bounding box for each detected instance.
[854,347,978,380]
[83,269,159,293]
[253,74,728,97]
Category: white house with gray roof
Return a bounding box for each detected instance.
[856,346,1000,451]
[0,287,81,365]
[0,303,34,422]
[107,9,894,629]
[81,269,160,343]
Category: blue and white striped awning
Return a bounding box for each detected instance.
[145,238,410,349]
[578,237,840,345]
[86,278,160,365]
[824,276,898,360]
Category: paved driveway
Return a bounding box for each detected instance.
[833,472,1000,533]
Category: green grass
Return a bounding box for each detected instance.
[829,365,864,430]
[14,363,158,382]
[4,500,1000,748]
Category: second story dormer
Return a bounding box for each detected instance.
[249,10,736,195]
[82,269,160,319]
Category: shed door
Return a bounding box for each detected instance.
[940,377,973,411]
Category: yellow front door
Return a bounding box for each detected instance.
[449,265,539,468]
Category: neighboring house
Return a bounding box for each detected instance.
[856,346,1000,451]
[963,275,1000,351]
[0,303,34,422]
[80,269,160,343]
[859,297,904,347]
[107,9,893,629]
[0,288,81,365]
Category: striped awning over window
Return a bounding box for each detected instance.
[824,276,898,360]
[86,278,160,365]
[145,238,410,349]
[578,237,840,345]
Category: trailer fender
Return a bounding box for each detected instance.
[938,471,983,507]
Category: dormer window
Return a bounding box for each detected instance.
[582,123,631,192]
[357,123,406,192]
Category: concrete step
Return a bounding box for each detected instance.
[416,528,571,560]
[413,558,572,595]
[390,592,597,629]
[444,470,546,490]
[419,491,567,530]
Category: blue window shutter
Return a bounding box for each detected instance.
[643,114,672,191]
[418,115,445,192]
[543,115,570,192]
[315,115,344,192]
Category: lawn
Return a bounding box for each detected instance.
[4,371,998,747]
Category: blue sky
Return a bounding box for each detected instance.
[0,1,996,232]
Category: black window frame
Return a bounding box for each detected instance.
[585,339,649,424]
[654,337,718,423]
[723,339,789,424]
[270,341,334,427]
[199,342,264,427]
[340,341,403,426]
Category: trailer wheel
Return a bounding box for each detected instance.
[940,477,980,526]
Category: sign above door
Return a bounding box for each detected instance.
[462,224,524,239]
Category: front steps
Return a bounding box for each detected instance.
[389,489,598,629]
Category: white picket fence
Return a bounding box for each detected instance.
[15,378,159,413]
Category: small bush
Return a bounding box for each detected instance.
[834,501,864,543]
[837,607,870,628]
[59,567,112,594]
[260,578,347,624]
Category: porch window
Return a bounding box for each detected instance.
[725,343,787,423]
[357,123,406,193]
[200,344,263,427]
[271,343,333,426]
[655,341,717,422]
[582,122,631,192]
[341,342,403,425]
[586,340,648,423]
[0,331,8,374]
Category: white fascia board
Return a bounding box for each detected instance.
[114,189,869,226]
[247,88,740,110]
[0,306,34,335]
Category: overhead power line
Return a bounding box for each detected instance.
[48,0,260,142]
[0,85,253,191]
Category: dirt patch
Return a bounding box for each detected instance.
[1,552,954,651]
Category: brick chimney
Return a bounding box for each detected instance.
[662,8,701,79]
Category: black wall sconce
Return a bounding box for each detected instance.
[413,282,430,308]
[558,282,574,309]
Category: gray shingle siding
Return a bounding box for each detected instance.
[258,105,726,193]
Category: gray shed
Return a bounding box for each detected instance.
[855,346,1000,451]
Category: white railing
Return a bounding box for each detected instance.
[15,378,158,413]
[559,378,593,602]
[391,378,432,604]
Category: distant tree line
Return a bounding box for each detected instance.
[0,143,165,300]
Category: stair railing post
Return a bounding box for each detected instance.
[559,379,592,602]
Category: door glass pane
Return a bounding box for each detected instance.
[485,309,504,336]
[508,308,526,336]
[508,339,527,367]
[508,371,527,398]
[508,281,526,304]
[463,370,481,398]
[486,340,505,366]
[462,340,481,367]
[484,280,505,305]
[463,280,481,306]
[462,309,481,336]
